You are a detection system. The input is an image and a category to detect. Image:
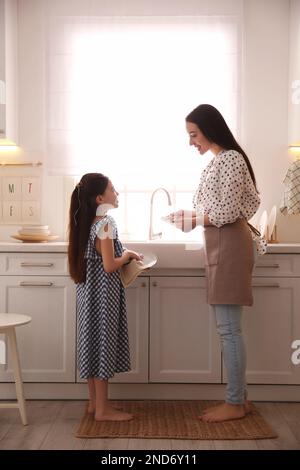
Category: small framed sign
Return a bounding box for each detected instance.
[0,176,41,224]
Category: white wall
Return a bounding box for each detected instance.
[0,0,299,242]
[241,0,299,242]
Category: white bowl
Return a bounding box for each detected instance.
[20,225,49,231]
[18,225,50,235]
[19,227,50,236]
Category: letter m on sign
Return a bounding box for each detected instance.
[8,184,15,194]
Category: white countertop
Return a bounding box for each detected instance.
[0,242,69,252]
[0,241,300,253]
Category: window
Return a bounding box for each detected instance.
[47,16,240,240]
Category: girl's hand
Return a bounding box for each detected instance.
[124,250,144,262]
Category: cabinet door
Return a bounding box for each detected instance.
[0,275,76,382]
[150,277,221,383]
[240,278,300,384]
[111,278,149,383]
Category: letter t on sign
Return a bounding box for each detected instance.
[22,177,40,200]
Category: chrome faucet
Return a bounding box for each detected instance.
[149,187,172,240]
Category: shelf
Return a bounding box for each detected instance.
[0,162,42,167]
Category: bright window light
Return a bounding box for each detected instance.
[47,17,239,239]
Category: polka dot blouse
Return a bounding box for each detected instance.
[193,150,260,228]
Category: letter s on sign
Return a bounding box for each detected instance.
[291,340,300,365]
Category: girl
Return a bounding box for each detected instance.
[68,173,142,421]
[170,104,266,423]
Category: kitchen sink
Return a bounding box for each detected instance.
[122,240,205,269]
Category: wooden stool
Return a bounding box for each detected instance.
[0,314,32,425]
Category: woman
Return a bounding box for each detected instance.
[170,104,265,423]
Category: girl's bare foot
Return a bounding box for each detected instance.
[87,401,95,413]
[202,400,253,416]
[199,403,246,423]
[109,401,123,411]
[87,401,122,413]
[94,407,133,422]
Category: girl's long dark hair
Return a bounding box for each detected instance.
[68,173,109,283]
[186,104,258,192]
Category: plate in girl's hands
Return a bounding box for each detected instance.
[138,252,158,269]
[161,214,174,225]
[267,205,277,238]
[259,210,268,238]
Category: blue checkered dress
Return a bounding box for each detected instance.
[76,215,130,379]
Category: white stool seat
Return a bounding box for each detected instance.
[0,313,32,425]
[0,314,31,329]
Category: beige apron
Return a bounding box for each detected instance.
[203,218,254,306]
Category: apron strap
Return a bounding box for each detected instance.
[246,221,262,237]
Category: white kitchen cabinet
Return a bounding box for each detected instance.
[110,278,149,383]
[1,246,300,401]
[149,276,221,383]
[222,253,300,385]
[0,253,76,383]
[79,275,221,385]
[243,277,300,384]
[253,253,300,277]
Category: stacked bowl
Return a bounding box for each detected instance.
[18,225,50,237]
[11,225,59,243]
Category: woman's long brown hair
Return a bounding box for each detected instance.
[186,104,258,192]
[68,173,109,283]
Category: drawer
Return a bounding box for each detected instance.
[0,253,69,275]
[253,254,300,277]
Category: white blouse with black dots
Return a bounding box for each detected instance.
[193,149,260,228]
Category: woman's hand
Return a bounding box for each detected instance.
[167,210,195,232]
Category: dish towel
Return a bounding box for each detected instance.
[280,160,300,215]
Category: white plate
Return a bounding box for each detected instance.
[267,205,277,238]
[137,252,158,269]
[259,210,268,238]
[120,253,157,288]
[11,234,59,243]
[161,215,173,225]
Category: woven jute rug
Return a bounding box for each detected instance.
[75,400,277,440]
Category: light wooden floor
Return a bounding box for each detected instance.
[0,401,299,450]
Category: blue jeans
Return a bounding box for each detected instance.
[213,304,247,405]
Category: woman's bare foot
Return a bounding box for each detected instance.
[202,400,253,416]
[199,403,245,423]
[94,407,133,422]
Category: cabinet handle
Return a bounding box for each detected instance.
[141,282,147,287]
[152,282,157,287]
[255,264,280,268]
[19,281,54,287]
[252,283,280,288]
[20,262,54,267]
